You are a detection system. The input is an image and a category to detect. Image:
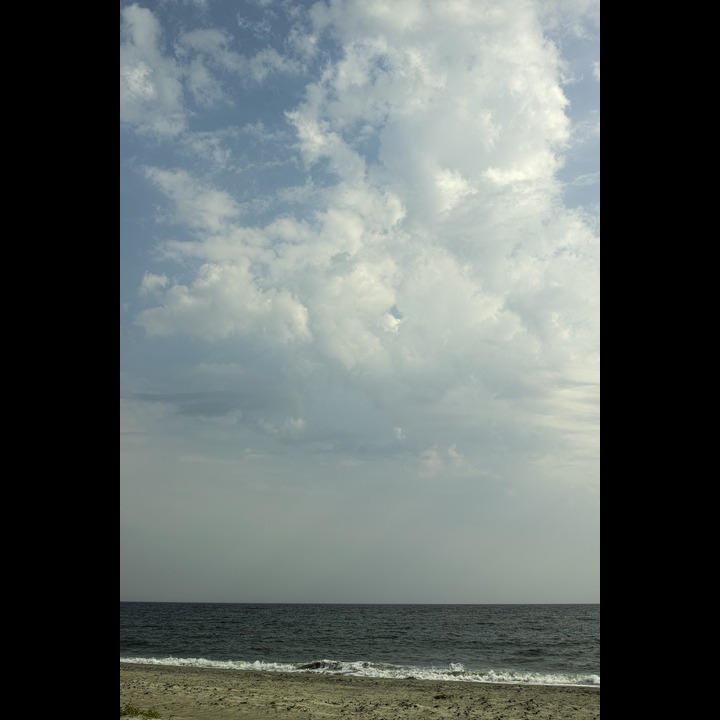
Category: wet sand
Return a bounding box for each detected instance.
[120,662,600,719]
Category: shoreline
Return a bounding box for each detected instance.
[121,662,600,719]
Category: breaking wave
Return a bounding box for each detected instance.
[119,656,600,687]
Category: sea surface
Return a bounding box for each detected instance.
[120,603,599,687]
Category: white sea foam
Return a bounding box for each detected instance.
[119,657,600,687]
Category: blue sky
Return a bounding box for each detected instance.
[120,0,599,604]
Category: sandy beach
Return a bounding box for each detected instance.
[120,663,600,720]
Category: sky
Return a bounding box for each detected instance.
[120,0,600,604]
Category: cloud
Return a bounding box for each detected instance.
[176,28,303,83]
[135,261,312,342]
[142,166,242,232]
[121,4,305,138]
[139,272,168,295]
[120,4,187,137]
[570,172,599,187]
[130,0,598,441]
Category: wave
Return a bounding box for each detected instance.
[119,656,600,687]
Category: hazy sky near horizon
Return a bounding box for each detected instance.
[120,0,599,604]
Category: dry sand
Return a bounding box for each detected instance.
[120,662,600,719]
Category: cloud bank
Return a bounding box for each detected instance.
[120,0,599,604]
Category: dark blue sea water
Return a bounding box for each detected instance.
[120,603,599,687]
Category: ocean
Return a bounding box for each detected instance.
[120,602,599,688]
